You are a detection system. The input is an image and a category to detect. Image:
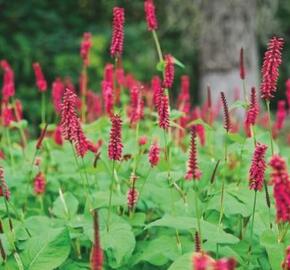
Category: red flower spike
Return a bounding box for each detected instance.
[152,76,162,108]
[54,125,63,146]
[148,141,160,167]
[244,87,259,137]
[220,92,231,132]
[0,167,10,200]
[196,124,205,146]
[1,105,13,127]
[158,93,170,130]
[195,231,201,252]
[52,77,65,114]
[32,62,47,92]
[110,7,125,57]
[260,37,284,100]
[86,90,102,122]
[249,143,267,191]
[269,155,290,223]
[163,54,174,88]
[127,174,138,211]
[80,32,92,67]
[185,125,202,180]
[73,123,89,158]
[36,124,48,150]
[60,88,79,142]
[144,0,158,31]
[1,60,15,103]
[108,114,123,161]
[128,83,144,125]
[212,258,237,270]
[14,99,23,121]
[138,135,147,146]
[275,100,287,130]
[192,253,210,270]
[34,172,46,195]
[90,210,103,270]
[239,47,245,80]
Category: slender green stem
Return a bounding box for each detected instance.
[81,158,93,206]
[278,223,289,243]
[41,92,46,126]
[194,182,202,246]
[266,101,274,155]
[138,168,151,199]
[5,129,15,169]
[218,178,225,227]
[250,191,257,248]
[152,30,163,63]
[106,160,115,232]
[224,131,228,162]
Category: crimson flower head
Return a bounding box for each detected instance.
[32,62,47,92]
[213,258,236,270]
[128,83,144,125]
[249,143,267,191]
[185,125,202,180]
[74,123,89,157]
[220,92,231,133]
[108,114,123,161]
[239,47,245,80]
[1,105,13,127]
[127,174,138,211]
[60,88,79,141]
[274,100,287,130]
[110,7,125,57]
[260,37,284,100]
[144,0,158,31]
[269,155,290,223]
[148,140,160,167]
[158,93,170,130]
[0,167,10,200]
[80,32,92,66]
[163,54,174,88]
[192,253,210,270]
[1,60,15,103]
[34,172,46,195]
[138,135,147,146]
[52,77,65,114]
[196,124,205,146]
[244,87,259,137]
[54,125,63,146]
[152,76,162,108]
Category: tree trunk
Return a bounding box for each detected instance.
[199,0,258,105]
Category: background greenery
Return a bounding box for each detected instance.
[0,0,289,125]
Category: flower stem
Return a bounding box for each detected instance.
[266,100,274,155]
[106,160,115,232]
[152,30,163,63]
[250,191,257,248]
[5,128,15,170]
[194,182,202,248]
[218,177,225,227]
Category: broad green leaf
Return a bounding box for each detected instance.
[52,192,79,219]
[21,228,71,270]
[168,252,192,270]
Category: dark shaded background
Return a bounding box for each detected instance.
[0,0,289,125]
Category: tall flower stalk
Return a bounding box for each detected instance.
[260,36,284,155]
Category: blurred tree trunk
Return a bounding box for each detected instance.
[199,0,258,105]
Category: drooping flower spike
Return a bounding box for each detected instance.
[269,155,290,223]
[239,47,245,80]
[108,114,123,161]
[32,62,47,92]
[260,37,284,100]
[220,92,231,133]
[144,0,158,31]
[110,7,125,58]
[249,143,267,191]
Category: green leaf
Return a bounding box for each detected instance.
[229,100,248,110]
[260,230,285,270]
[172,56,185,69]
[52,192,79,219]
[168,252,192,270]
[156,61,165,72]
[21,228,71,270]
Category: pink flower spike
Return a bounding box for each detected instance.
[163,54,174,89]
[110,7,125,58]
[239,47,245,80]
[32,62,47,92]
[144,0,158,31]
[1,60,15,103]
[148,141,160,167]
[260,37,284,100]
[80,32,92,66]
[0,167,10,200]
[249,143,267,191]
[34,172,46,195]
[108,114,123,161]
